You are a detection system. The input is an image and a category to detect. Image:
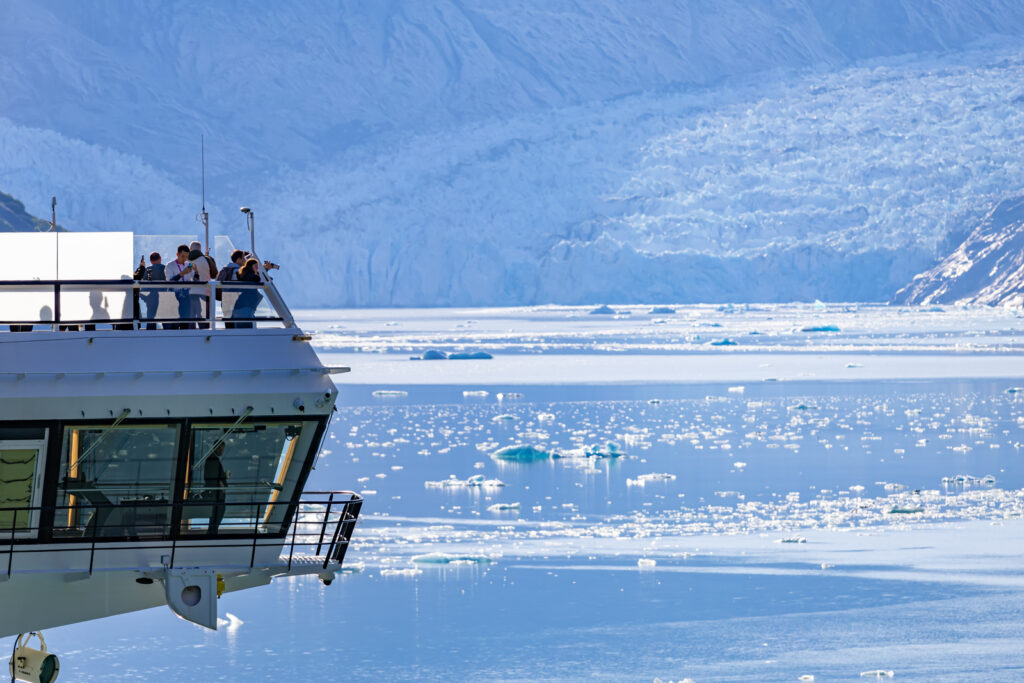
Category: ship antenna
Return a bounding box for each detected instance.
[201,135,210,255]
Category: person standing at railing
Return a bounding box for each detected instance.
[218,250,245,329]
[133,251,166,330]
[204,441,229,536]
[187,241,218,329]
[231,258,264,329]
[166,244,196,329]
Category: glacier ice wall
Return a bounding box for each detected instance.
[3,2,1024,305]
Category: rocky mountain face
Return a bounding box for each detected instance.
[0,191,60,232]
[893,196,1024,307]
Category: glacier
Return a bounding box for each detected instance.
[4,2,1024,305]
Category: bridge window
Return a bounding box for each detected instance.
[181,421,316,536]
[54,424,180,539]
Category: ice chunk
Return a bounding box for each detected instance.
[859,671,894,679]
[492,414,518,422]
[727,385,745,393]
[463,390,489,397]
[889,506,924,514]
[649,306,675,314]
[626,473,677,486]
[448,351,493,360]
[411,553,493,565]
[491,445,555,461]
[778,536,807,543]
[709,338,738,346]
[487,502,521,512]
[380,568,423,577]
[588,305,615,315]
[801,324,840,332]
[420,349,448,360]
[637,558,656,569]
[372,390,408,397]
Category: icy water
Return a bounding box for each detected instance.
[21,305,1024,681]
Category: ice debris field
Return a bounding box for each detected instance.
[299,305,1024,680]
[56,305,1024,681]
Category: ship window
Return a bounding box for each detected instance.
[54,424,180,539]
[181,421,315,536]
[0,436,47,535]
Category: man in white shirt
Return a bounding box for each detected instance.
[166,244,196,329]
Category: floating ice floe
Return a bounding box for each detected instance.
[1007,387,1024,394]
[799,676,815,682]
[778,536,807,543]
[709,338,738,346]
[372,390,408,397]
[889,506,924,514]
[626,473,677,486]
[492,414,518,422]
[727,385,745,393]
[463,390,489,397]
[448,351,493,360]
[487,502,521,512]
[491,445,555,461]
[588,305,615,315]
[732,461,747,469]
[380,568,423,577]
[425,474,505,488]
[801,324,840,332]
[859,671,894,679]
[536,412,555,422]
[411,553,493,565]
[637,558,656,569]
[649,306,675,314]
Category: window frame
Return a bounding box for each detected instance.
[2,415,327,544]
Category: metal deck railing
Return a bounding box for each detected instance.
[0,278,296,331]
[0,491,362,576]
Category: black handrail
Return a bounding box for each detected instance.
[0,491,362,576]
[0,279,284,329]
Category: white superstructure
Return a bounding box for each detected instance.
[0,232,361,641]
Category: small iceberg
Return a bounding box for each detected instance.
[626,473,677,486]
[372,389,408,397]
[859,671,894,679]
[463,390,489,397]
[709,338,738,346]
[412,553,493,565]
[1007,387,1024,394]
[889,507,924,514]
[588,304,616,315]
[801,324,840,332]
[491,445,555,461]
[421,349,447,360]
[492,414,518,422]
[487,502,521,512]
[380,568,423,577]
[778,536,807,544]
[649,306,675,314]
[449,351,493,360]
[637,558,656,569]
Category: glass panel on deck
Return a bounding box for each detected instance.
[55,425,180,538]
[182,421,315,536]
[0,449,37,531]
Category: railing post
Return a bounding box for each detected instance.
[53,282,61,330]
[250,503,261,569]
[133,281,141,330]
[7,508,16,576]
[287,505,298,572]
[315,493,335,556]
[208,281,216,330]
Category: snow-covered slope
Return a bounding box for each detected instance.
[894,197,1024,307]
[4,2,1024,305]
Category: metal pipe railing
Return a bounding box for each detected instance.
[0,492,361,576]
[0,279,292,331]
